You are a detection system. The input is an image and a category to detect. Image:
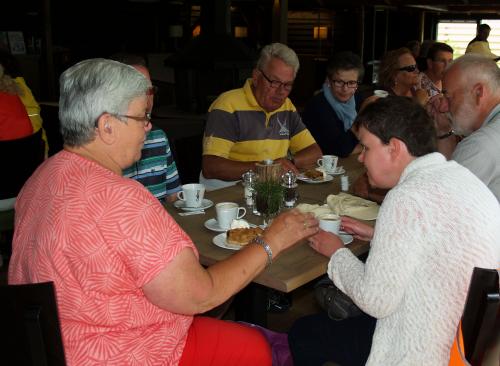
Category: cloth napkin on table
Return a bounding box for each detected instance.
[326,192,379,220]
[296,203,332,218]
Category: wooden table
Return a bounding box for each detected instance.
[164,155,370,325]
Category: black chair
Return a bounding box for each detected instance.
[0,129,45,260]
[0,128,45,200]
[461,267,500,365]
[0,282,67,366]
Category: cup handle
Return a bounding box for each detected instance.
[237,207,246,219]
[317,158,323,167]
[177,191,184,201]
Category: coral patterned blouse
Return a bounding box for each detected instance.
[9,150,197,365]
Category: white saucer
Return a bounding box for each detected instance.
[174,199,214,211]
[340,233,354,245]
[327,166,346,176]
[204,218,226,232]
[205,219,257,233]
[297,174,334,184]
[212,233,242,251]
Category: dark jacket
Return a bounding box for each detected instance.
[301,92,359,158]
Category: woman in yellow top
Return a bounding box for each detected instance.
[0,49,48,155]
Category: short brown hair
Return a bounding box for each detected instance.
[354,96,437,157]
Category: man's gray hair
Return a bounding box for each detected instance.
[450,54,500,93]
[256,43,300,77]
[59,58,151,147]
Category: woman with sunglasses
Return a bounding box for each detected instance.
[354,48,427,203]
[378,47,422,98]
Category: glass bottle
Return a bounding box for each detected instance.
[242,170,257,209]
[281,170,298,208]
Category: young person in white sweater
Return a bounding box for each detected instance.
[288,96,500,366]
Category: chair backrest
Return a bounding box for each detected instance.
[0,129,45,199]
[461,267,500,365]
[0,281,67,366]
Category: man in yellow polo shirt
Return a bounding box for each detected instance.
[201,43,322,190]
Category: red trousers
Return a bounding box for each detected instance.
[179,316,272,366]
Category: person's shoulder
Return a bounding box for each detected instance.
[209,87,246,112]
[304,91,326,108]
[302,92,330,119]
[146,126,167,141]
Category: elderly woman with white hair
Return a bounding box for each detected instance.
[8,58,319,366]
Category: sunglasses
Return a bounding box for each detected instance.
[398,64,418,73]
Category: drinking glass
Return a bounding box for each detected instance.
[254,180,283,227]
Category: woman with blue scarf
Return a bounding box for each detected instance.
[301,52,364,157]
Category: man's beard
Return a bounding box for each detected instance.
[449,97,479,136]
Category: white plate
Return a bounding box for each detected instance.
[174,199,214,211]
[204,218,256,232]
[212,233,243,251]
[214,232,353,250]
[297,174,334,184]
[340,233,354,245]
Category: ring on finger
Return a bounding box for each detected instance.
[303,221,308,229]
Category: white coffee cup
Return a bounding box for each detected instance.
[373,89,389,98]
[319,213,341,235]
[216,202,246,230]
[317,155,338,173]
[177,183,205,208]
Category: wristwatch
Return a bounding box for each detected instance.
[438,130,454,139]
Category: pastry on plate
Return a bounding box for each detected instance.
[226,227,264,246]
[304,168,324,180]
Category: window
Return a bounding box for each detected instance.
[437,19,500,58]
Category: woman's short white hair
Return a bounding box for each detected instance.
[59,58,151,147]
[256,43,300,77]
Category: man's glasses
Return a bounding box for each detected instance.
[259,69,294,91]
[114,112,152,127]
[398,64,418,73]
[329,79,360,89]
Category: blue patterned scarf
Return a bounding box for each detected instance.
[322,83,357,132]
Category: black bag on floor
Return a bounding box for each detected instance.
[314,276,362,321]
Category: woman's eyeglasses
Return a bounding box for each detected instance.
[114,112,152,127]
[329,79,360,89]
[398,64,418,73]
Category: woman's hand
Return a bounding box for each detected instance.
[426,94,452,135]
[341,216,374,241]
[264,210,319,256]
[308,230,344,257]
[414,88,429,106]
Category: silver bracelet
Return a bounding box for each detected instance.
[251,236,273,268]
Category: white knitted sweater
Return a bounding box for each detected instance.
[328,153,500,366]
